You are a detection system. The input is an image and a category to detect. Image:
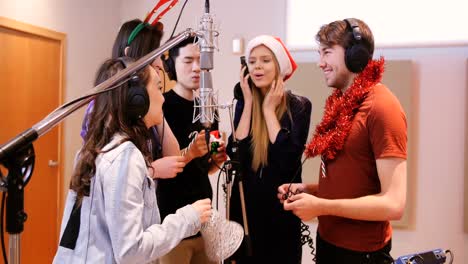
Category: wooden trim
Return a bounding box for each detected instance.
[465,59,468,233]
[0,16,67,235]
[58,29,67,234]
[0,16,65,41]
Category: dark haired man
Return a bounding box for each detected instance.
[158,37,226,264]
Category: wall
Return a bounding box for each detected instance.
[378,47,468,260]
[0,0,121,200]
[119,0,468,262]
[3,0,467,262]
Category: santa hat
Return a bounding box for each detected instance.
[245,35,297,81]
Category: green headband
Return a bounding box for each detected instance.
[127,23,148,46]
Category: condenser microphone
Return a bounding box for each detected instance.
[197,0,216,129]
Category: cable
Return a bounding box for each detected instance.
[282,157,308,200]
[204,128,211,162]
[279,157,317,260]
[209,143,227,171]
[159,68,167,157]
[300,222,316,262]
[169,0,189,39]
[1,192,8,264]
[379,252,394,264]
[445,249,453,264]
[215,164,224,211]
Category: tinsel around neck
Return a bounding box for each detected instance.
[304,57,385,160]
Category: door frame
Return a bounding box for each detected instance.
[0,16,66,233]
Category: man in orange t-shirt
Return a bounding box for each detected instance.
[278,18,407,264]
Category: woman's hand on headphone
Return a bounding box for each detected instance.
[239,66,252,102]
[263,78,284,114]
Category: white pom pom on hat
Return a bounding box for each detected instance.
[245,35,297,81]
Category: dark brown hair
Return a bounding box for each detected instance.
[71,58,152,201]
[111,19,164,60]
[315,18,374,57]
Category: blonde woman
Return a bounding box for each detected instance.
[228,35,311,264]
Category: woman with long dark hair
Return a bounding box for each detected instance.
[53,58,212,264]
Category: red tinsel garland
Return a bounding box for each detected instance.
[304,57,385,161]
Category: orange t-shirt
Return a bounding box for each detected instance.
[317,83,407,252]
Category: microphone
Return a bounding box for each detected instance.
[196,0,216,129]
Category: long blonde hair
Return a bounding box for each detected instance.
[250,59,287,172]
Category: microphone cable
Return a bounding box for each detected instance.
[157,67,167,158]
[1,191,7,264]
[445,249,454,264]
[169,0,189,39]
[282,157,317,261]
[300,221,316,262]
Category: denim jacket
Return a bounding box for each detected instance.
[53,135,200,264]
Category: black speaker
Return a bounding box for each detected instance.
[162,53,177,81]
[115,57,150,122]
[343,18,371,73]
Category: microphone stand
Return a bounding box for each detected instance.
[197,101,252,263]
[222,103,252,263]
[0,28,195,264]
[186,2,253,261]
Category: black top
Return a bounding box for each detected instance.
[227,91,312,264]
[157,89,217,221]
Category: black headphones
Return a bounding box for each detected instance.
[115,57,150,122]
[162,53,177,81]
[343,18,371,73]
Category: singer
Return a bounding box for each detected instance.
[278,18,407,264]
[80,18,186,180]
[158,36,227,264]
[228,35,311,264]
[53,58,212,264]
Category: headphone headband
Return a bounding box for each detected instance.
[342,18,370,73]
[344,18,362,41]
[115,57,150,122]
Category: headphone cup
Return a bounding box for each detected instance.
[163,55,177,81]
[127,84,150,121]
[343,18,371,73]
[116,57,150,122]
[345,44,370,73]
